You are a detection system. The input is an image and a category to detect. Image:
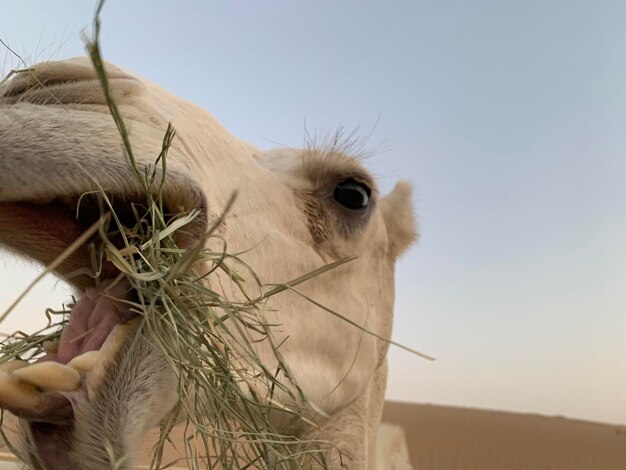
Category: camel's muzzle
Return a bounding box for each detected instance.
[0,189,199,469]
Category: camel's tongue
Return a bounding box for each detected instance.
[53,280,134,364]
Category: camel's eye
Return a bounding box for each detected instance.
[333,179,371,210]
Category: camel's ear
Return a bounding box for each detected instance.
[380,181,418,258]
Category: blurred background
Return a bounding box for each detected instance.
[1,1,625,425]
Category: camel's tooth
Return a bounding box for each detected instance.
[43,340,60,354]
[67,350,99,373]
[0,371,41,409]
[13,362,80,392]
[85,319,141,400]
[0,359,28,374]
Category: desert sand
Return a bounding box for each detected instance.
[382,401,626,470]
[2,401,625,469]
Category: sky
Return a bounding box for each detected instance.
[0,1,625,425]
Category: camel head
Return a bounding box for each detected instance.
[0,57,417,469]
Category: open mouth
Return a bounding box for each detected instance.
[0,188,206,468]
[7,277,137,469]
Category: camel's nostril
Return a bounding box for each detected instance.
[0,68,79,99]
[0,59,143,106]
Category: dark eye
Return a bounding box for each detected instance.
[333,179,371,210]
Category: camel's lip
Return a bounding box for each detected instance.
[0,183,208,288]
[0,199,114,287]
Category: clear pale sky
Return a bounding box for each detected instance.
[1,1,625,425]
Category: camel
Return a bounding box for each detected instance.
[0,57,417,469]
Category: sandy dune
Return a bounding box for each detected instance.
[2,401,625,469]
[382,401,626,470]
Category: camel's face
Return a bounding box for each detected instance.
[0,57,417,469]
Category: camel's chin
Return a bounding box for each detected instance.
[14,318,140,470]
[1,280,142,469]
